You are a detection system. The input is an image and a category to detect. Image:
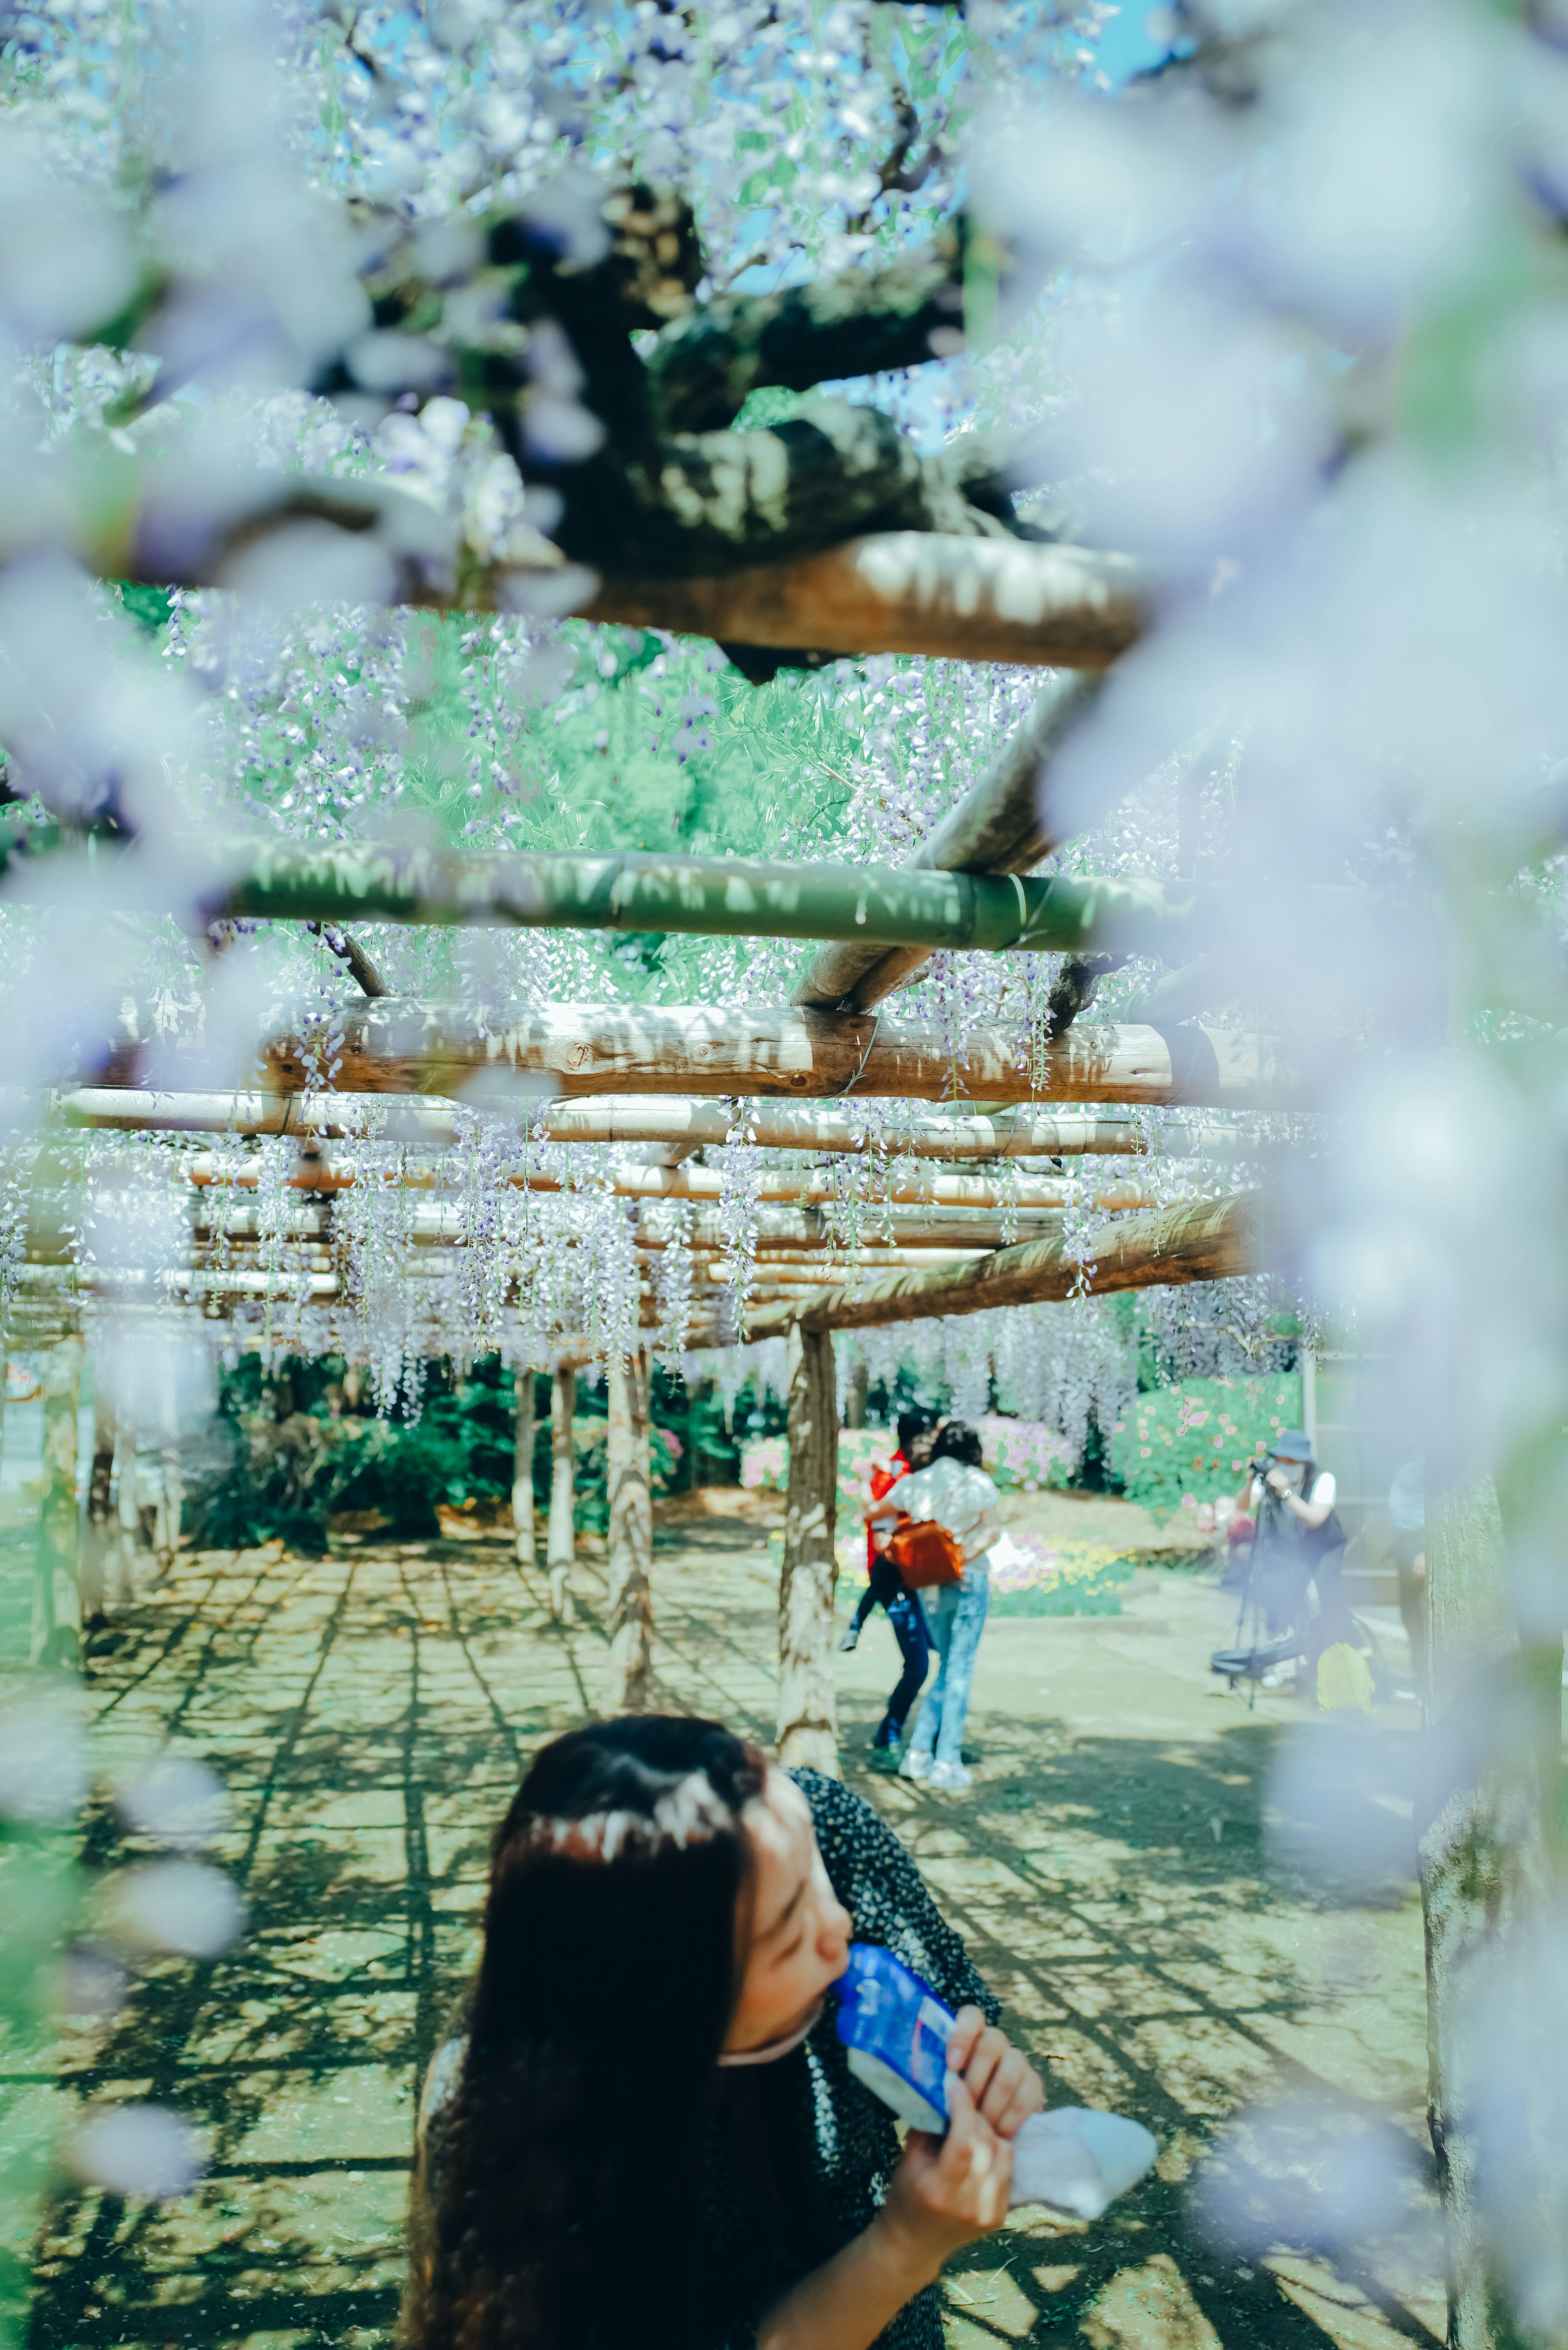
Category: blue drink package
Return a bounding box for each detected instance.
[834,1942,1158,2217]
[834,1942,955,2131]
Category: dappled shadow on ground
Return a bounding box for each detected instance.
[20,1532,1438,2350]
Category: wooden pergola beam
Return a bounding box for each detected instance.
[231,1003,1301,1110]
[60,1089,1192,1159]
[741,1189,1263,1336]
[586,535,1149,669]
[181,1154,1161,1214]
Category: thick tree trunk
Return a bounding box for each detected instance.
[31,1338,83,1669]
[512,1367,535,1570]
[777,1326,840,1776]
[1419,1474,1563,2350]
[603,1349,654,1715]
[547,1366,576,1624]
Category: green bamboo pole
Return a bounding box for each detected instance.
[4,833,1202,959]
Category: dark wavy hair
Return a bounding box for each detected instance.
[404,1715,768,2350]
[932,1418,983,1468]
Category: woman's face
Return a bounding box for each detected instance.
[724,1770,852,2053]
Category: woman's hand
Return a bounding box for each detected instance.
[759,2077,1011,2350]
[878,2074,1013,2273]
[946,2006,1045,2139]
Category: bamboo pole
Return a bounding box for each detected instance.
[42,835,1200,958]
[180,1155,1161,1216]
[795,673,1103,1012]
[62,1089,1209,1159]
[777,1325,840,1776]
[742,1188,1262,1337]
[548,1367,576,1624]
[604,1347,654,1715]
[241,1003,1301,1110]
[181,1202,1071,1250]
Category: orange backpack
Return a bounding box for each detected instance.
[887,1515,965,1590]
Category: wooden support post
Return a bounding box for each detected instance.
[548,1365,576,1624]
[846,1359,869,1430]
[777,1325,840,1776]
[1419,1472,1564,2350]
[512,1366,536,1569]
[158,1353,182,1574]
[113,1424,139,1608]
[31,1337,83,1669]
[604,1347,654,1715]
[82,1393,115,1626]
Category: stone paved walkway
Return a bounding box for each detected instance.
[15,1520,1443,2350]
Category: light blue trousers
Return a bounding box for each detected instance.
[908,1565,990,1765]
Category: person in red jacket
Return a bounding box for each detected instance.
[838,1411,935,1751]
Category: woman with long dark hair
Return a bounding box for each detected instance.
[404,1713,1041,2350]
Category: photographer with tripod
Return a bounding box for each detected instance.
[1220,1428,1347,1693]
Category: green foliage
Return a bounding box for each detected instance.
[1107,1373,1303,1523]
[188,1356,519,1553]
[114,582,174,634]
[187,1358,745,1551]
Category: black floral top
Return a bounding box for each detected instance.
[412,1770,999,2350]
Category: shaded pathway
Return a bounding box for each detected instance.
[17,1530,1440,2350]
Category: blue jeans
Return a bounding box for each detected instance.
[908,1566,990,1766]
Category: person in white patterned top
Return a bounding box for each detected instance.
[864,1421,1001,1793]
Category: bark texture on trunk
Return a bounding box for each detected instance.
[603,1348,654,1716]
[31,1338,83,1668]
[548,1365,576,1624]
[777,1326,840,1776]
[512,1367,535,1570]
[1419,1474,1563,2350]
